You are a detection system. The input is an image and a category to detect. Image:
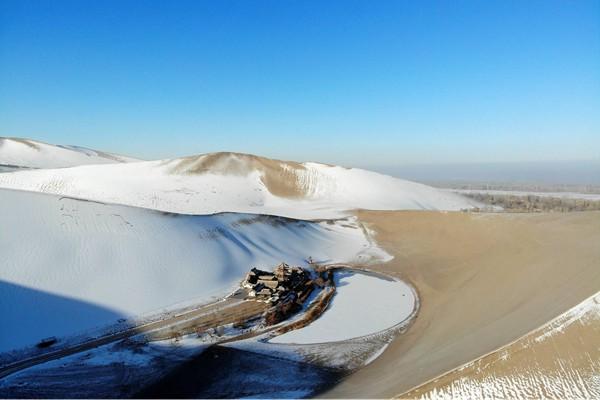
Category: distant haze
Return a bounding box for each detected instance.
[370,161,600,187]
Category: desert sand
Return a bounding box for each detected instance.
[323,210,600,398]
[405,290,600,398]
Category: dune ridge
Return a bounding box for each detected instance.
[0,151,479,219]
[0,137,138,169]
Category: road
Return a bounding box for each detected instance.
[0,263,351,381]
[0,298,267,380]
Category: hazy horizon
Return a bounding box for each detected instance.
[371,160,600,186]
[3,135,600,187]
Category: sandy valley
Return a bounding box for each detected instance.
[324,210,600,398]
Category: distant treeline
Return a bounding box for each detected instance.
[432,182,600,194]
[465,193,600,213]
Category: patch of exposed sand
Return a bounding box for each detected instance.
[165,152,315,198]
[322,210,600,398]
[1,138,40,150]
[404,291,600,399]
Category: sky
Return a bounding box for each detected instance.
[1,0,599,167]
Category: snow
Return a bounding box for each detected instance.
[226,328,399,371]
[77,334,208,368]
[0,137,138,169]
[415,291,600,400]
[270,270,416,344]
[0,153,478,219]
[532,292,600,344]
[0,333,210,398]
[364,342,390,365]
[0,188,384,353]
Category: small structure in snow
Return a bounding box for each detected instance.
[243,263,316,326]
[245,263,312,298]
[36,336,58,348]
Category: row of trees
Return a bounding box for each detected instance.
[465,193,600,213]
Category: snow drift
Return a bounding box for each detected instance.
[0,152,478,219]
[0,137,138,170]
[0,188,382,353]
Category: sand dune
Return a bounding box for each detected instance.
[0,152,478,219]
[323,210,600,398]
[0,137,138,169]
[405,290,600,399]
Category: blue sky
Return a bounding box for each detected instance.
[1,0,599,166]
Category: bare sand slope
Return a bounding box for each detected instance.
[166,152,312,198]
[322,211,600,398]
[405,291,600,399]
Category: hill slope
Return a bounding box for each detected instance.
[321,210,600,398]
[0,152,478,219]
[0,188,382,354]
[406,290,600,399]
[0,137,138,170]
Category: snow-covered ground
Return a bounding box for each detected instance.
[0,137,138,169]
[270,270,416,344]
[0,333,210,398]
[0,152,478,219]
[0,188,385,354]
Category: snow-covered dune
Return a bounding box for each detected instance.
[0,137,138,170]
[0,152,477,219]
[0,188,382,353]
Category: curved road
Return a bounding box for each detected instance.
[0,298,266,380]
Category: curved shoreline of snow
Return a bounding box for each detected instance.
[270,270,417,344]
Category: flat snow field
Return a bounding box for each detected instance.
[0,188,386,354]
[270,270,416,344]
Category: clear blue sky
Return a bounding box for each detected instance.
[1,0,599,166]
